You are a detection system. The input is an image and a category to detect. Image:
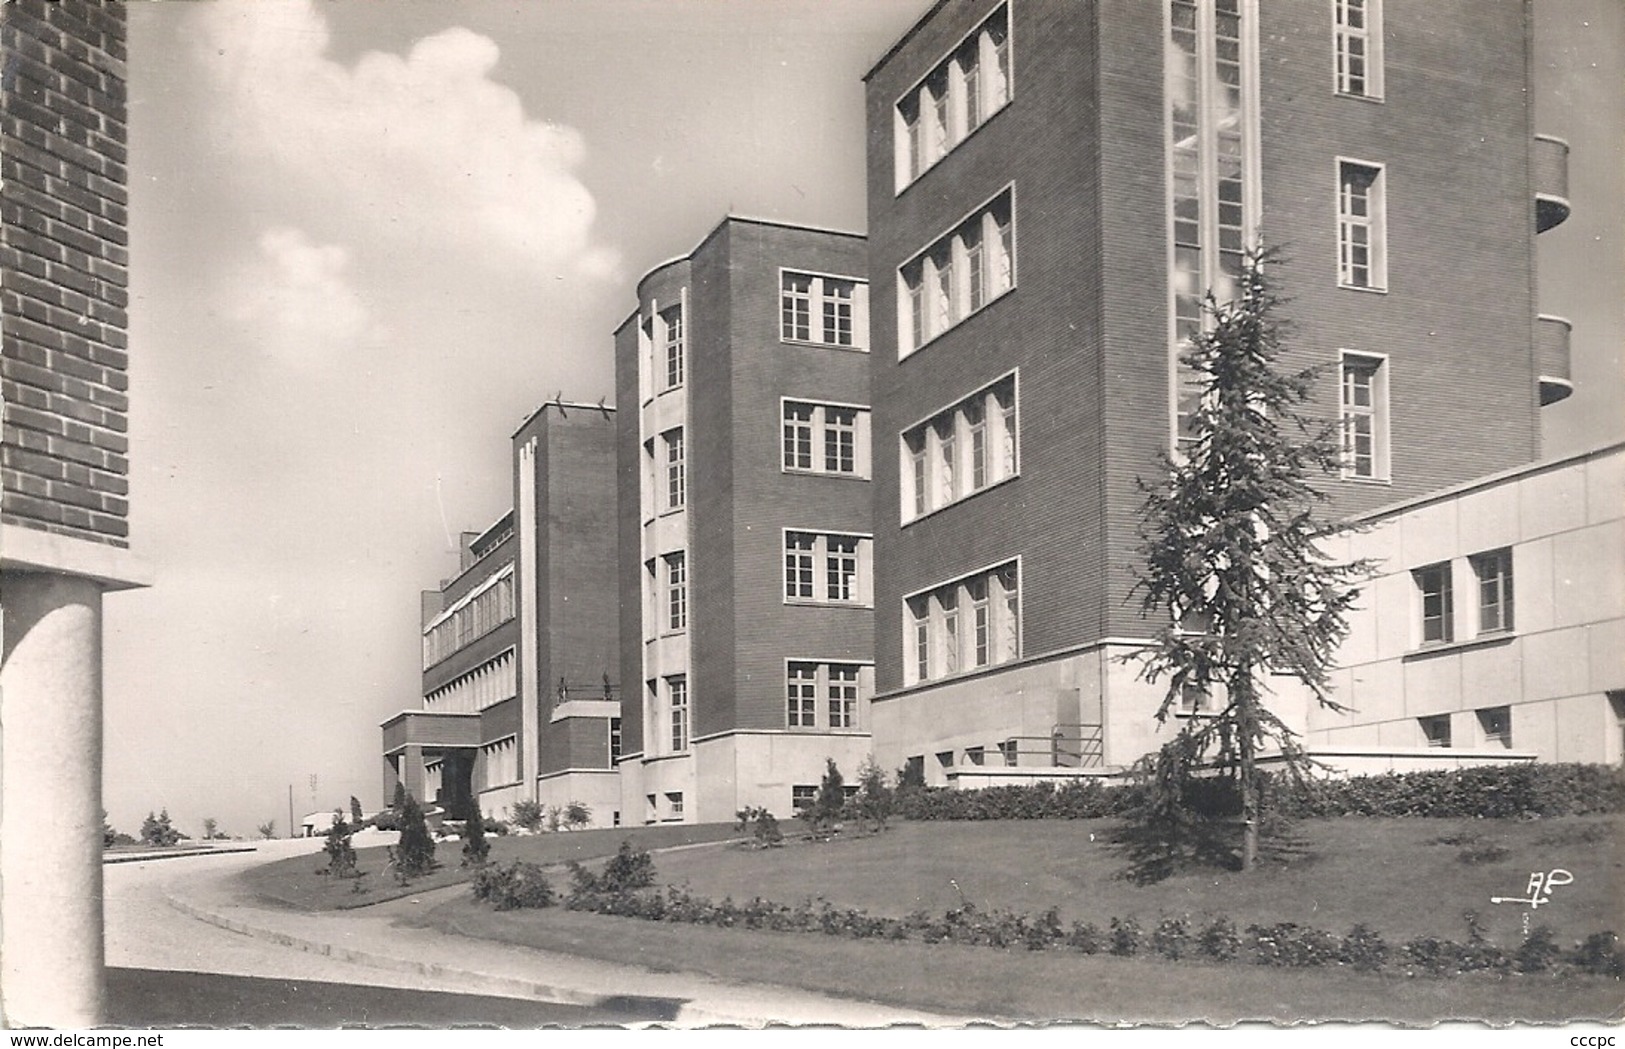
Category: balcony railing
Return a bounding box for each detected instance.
[1534,134,1571,233]
[1536,313,1573,406]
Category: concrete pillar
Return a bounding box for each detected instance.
[402,743,426,805]
[1,571,106,1028]
[383,753,402,808]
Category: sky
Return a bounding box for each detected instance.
[107,1,1622,839]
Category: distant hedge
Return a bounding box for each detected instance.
[894,763,1625,822]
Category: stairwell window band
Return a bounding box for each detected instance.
[902,559,1021,686]
[893,4,1012,193]
[1334,0,1384,100]
[898,186,1015,359]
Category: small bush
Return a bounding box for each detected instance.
[393,794,437,881]
[565,801,592,830]
[853,757,895,833]
[371,810,400,832]
[1152,915,1192,960]
[471,861,555,910]
[321,814,358,878]
[1341,923,1389,971]
[1198,915,1241,961]
[1108,916,1143,956]
[256,820,277,840]
[735,807,783,848]
[1515,926,1564,973]
[1570,931,1625,978]
[1248,923,1342,967]
[140,809,181,848]
[511,799,545,833]
[1067,921,1105,954]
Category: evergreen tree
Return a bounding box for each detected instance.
[801,758,846,838]
[461,809,490,868]
[323,811,357,878]
[1130,248,1367,872]
[140,808,180,847]
[391,781,408,814]
[853,756,894,833]
[350,795,364,824]
[394,793,437,879]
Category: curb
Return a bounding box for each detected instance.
[164,892,628,1013]
[105,847,261,865]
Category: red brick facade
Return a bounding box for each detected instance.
[1,0,130,547]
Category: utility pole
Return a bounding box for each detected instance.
[287,784,294,840]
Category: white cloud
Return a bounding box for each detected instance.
[189,0,617,280]
[231,227,382,369]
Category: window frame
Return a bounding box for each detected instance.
[899,370,1020,524]
[779,397,872,479]
[782,529,874,607]
[1333,0,1384,101]
[662,427,685,511]
[1414,561,1454,646]
[1336,158,1388,292]
[1338,350,1390,482]
[660,304,685,390]
[1471,548,1515,635]
[1419,713,1452,748]
[897,185,1017,359]
[1476,705,1512,749]
[667,676,689,753]
[901,558,1022,687]
[664,552,688,633]
[778,269,869,351]
[892,3,1013,193]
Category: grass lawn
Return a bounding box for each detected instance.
[403,815,1624,1023]
[239,823,743,911]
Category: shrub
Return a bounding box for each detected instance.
[601,840,655,892]
[511,799,545,833]
[393,794,437,881]
[853,757,895,833]
[1152,915,1192,960]
[321,814,358,878]
[202,817,219,841]
[461,810,490,868]
[1570,931,1625,978]
[140,809,181,847]
[1067,921,1104,954]
[1341,923,1389,971]
[1108,916,1143,956]
[1247,923,1342,967]
[1515,926,1564,974]
[565,801,592,830]
[472,861,555,910]
[1198,915,1241,961]
[350,796,365,824]
[735,806,784,848]
[799,759,847,837]
[371,810,400,832]
[256,819,277,840]
[1402,936,1463,977]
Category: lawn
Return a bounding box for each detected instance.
[239,823,743,911]
[404,815,1624,1023]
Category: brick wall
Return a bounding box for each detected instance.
[1,0,130,547]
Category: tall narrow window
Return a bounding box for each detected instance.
[940,591,960,675]
[907,435,928,518]
[1339,353,1387,480]
[609,717,623,762]
[825,408,857,474]
[1415,562,1453,645]
[829,664,859,729]
[783,403,814,470]
[787,662,818,728]
[781,273,812,342]
[826,536,859,602]
[822,279,854,346]
[893,5,1011,190]
[785,532,816,600]
[1338,161,1386,290]
[664,428,685,509]
[909,597,930,685]
[1472,549,1514,634]
[662,305,684,389]
[1334,0,1383,99]
[668,676,689,752]
[901,374,1018,522]
[899,188,1015,356]
[1166,0,1256,450]
[665,553,687,631]
[969,576,991,667]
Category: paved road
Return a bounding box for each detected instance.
[103,840,959,1028]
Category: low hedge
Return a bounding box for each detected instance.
[894,763,1625,822]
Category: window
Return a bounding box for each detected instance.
[1419,714,1451,748]
[999,739,1019,767]
[1338,160,1386,290]
[1477,706,1511,748]
[903,561,1020,685]
[784,532,815,600]
[784,531,872,605]
[781,400,871,477]
[792,785,817,811]
[899,188,1014,355]
[661,305,684,389]
[422,566,517,668]
[663,428,685,510]
[1177,682,1213,716]
[665,552,687,631]
[609,718,623,762]
[668,676,689,752]
[1415,562,1453,645]
[828,664,859,728]
[965,746,985,766]
[780,272,869,350]
[894,5,1011,190]
[901,374,1018,521]
[1472,549,1514,634]
[1167,0,1256,450]
[787,662,817,728]
[1334,0,1383,99]
[666,791,685,818]
[480,736,518,790]
[1339,353,1388,480]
